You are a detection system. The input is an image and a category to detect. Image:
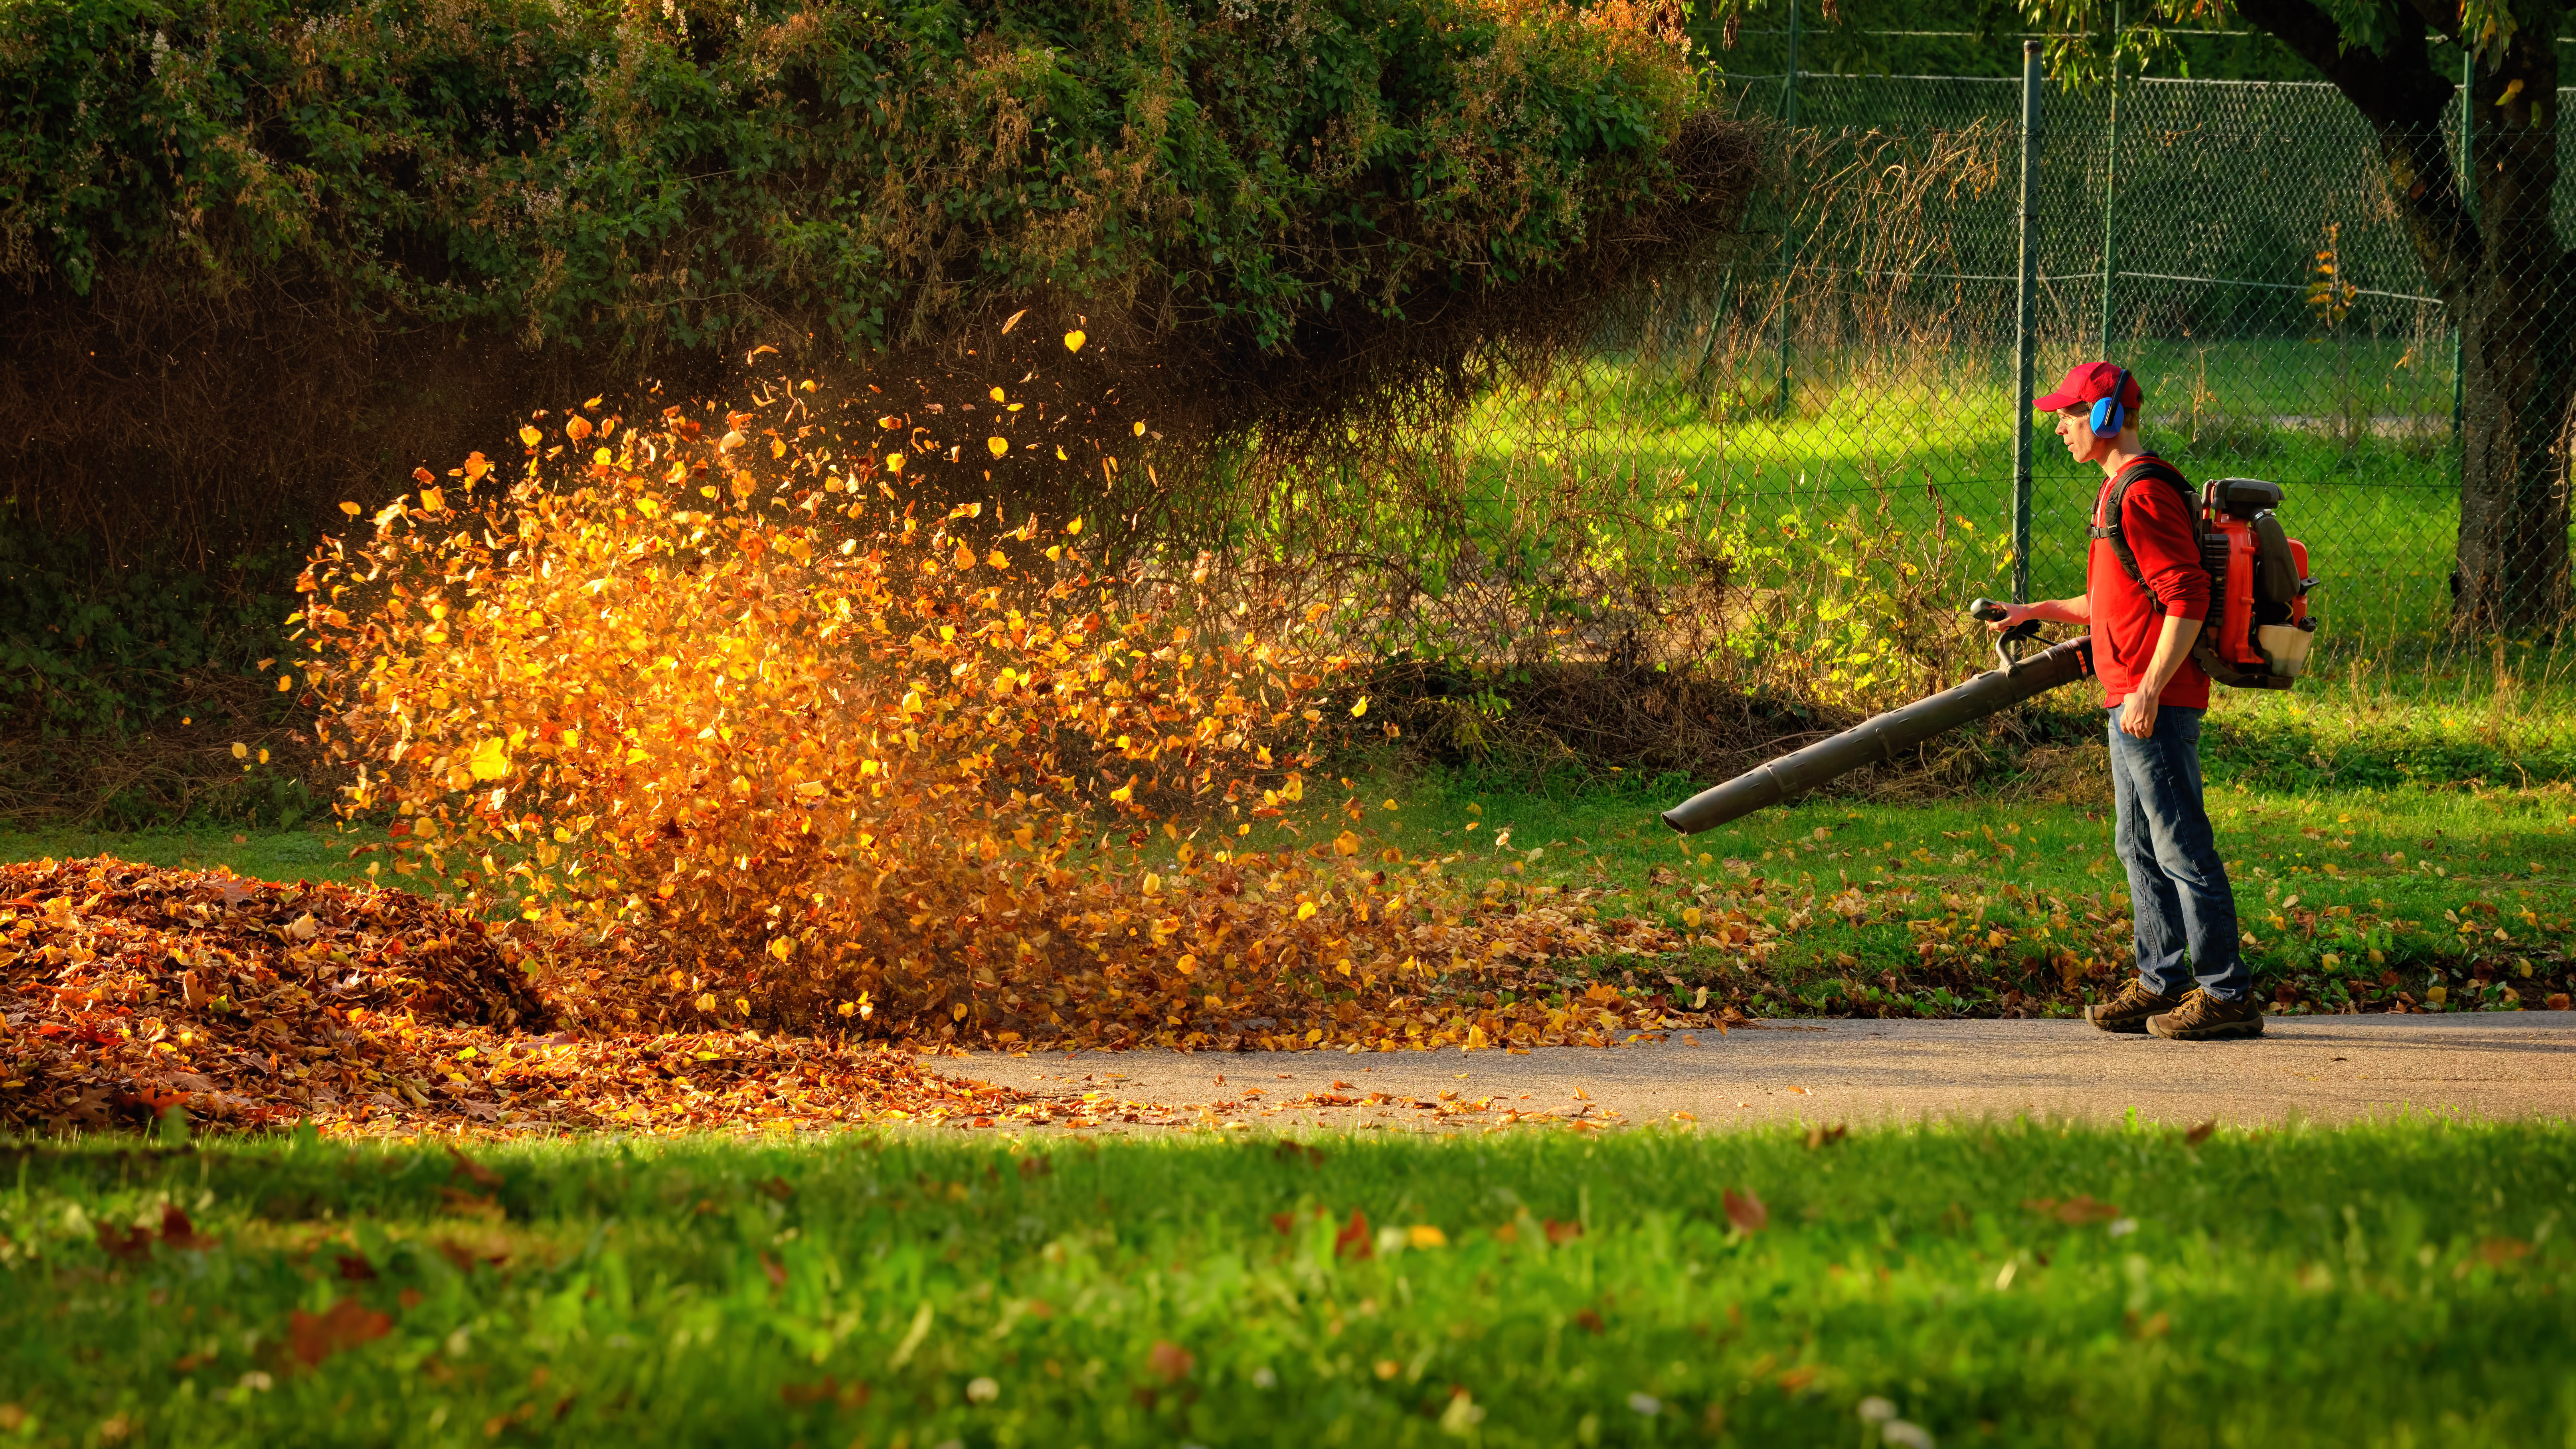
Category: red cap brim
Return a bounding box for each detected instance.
[2032,387,2084,412]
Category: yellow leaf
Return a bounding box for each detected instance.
[231,742,248,760]
[1334,831,1360,857]
[469,738,510,781]
[338,501,361,516]
[1297,901,1319,920]
[1133,420,1147,436]
[1066,516,1083,535]
[954,542,977,569]
[518,425,543,447]
[769,937,796,960]
[1683,907,1702,928]
[1407,1225,1447,1249]
[696,993,718,1013]
[1176,954,1198,975]
[885,453,905,474]
[987,436,1008,458]
[989,386,1007,402]
[419,487,445,513]
[987,550,1007,569]
[1350,695,1369,717]
[1064,330,1087,353]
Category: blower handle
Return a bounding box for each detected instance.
[1967,598,2042,673]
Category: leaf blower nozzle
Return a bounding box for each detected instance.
[1658,602,2094,835]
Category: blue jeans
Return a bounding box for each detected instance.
[2105,705,2248,1002]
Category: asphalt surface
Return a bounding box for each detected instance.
[948,1014,2576,1132]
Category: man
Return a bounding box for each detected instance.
[1987,362,2260,1041]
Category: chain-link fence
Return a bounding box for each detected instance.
[1440,34,2573,655]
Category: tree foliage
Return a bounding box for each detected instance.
[3,0,1709,364]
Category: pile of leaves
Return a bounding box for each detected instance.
[0,858,1025,1136]
[291,382,1734,1054]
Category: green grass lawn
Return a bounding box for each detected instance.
[3,1122,2569,1447]
[1448,348,2467,637]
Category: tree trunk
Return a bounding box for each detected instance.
[2232,0,2574,633]
[2451,26,2574,632]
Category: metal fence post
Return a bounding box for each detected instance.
[2098,3,2120,357]
[1773,0,1801,418]
[2450,44,2469,442]
[2012,39,2042,605]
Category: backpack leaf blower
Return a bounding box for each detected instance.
[1659,476,2316,835]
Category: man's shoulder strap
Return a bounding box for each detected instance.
[2088,455,2203,592]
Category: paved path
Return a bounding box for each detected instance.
[948,1014,2576,1132]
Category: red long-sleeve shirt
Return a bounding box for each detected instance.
[2088,456,2211,709]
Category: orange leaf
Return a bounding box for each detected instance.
[1333,1208,1373,1259]
[289,1298,393,1368]
[1146,1340,1194,1383]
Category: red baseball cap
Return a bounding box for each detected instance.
[2034,361,2142,413]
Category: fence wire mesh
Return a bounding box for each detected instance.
[1437,48,2573,671]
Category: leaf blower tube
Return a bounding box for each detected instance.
[1660,601,2096,835]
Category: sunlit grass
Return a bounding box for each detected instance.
[3,1122,2570,1447]
[1449,348,2463,639]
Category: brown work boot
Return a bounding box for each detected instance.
[2147,988,2265,1041]
[2086,979,2185,1034]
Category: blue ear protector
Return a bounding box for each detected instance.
[2089,368,2134,437]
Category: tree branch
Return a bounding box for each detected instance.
[2229,0,2480,298]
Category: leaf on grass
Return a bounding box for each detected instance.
[1333,1208,1373,1259]
[2023,1194,2121,1225]
[97,1222,154,1261]
[1147,1340,1194,1383]
[2479,1237,2532,1267]
[158,1206,217,1251]
[1723,1188,1768,1234]
[289,1298,393,1368]
[2183,1119,2217,1146]
[444,1143,503,1188]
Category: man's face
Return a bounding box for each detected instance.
[2054,405,2108,464]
